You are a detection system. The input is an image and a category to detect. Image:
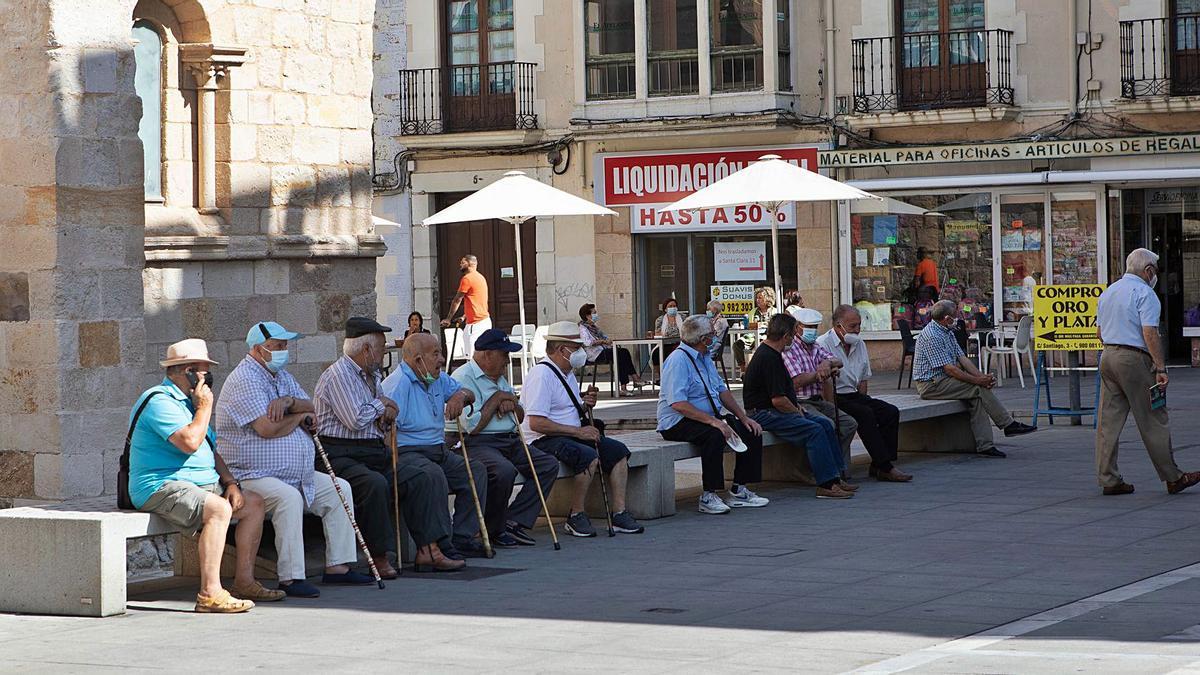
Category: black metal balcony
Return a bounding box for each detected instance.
[1120,16,1200,99]
[851,29,1014,114]
[399,61,539,135]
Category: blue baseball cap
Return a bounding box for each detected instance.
[247,321,299,348]
[473,328,522,353]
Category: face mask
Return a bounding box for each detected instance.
[800,328,818,344]
[590,313,599,322]
[266,349,289,373]
[415,356,437,385]
[842,332,863,348]
[568,347,588,370]
[1149,274,1158,289]
[706,310,715,318]
[666,307,678,317]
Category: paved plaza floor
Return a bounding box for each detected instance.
[4,369,1200,672]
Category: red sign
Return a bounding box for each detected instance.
[598,146,821,207]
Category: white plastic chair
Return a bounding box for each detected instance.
[982,316,1033,388]
[442,326,467,365]
[530,325,549,360]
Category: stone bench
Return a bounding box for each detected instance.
[542,394,971,521]
[1185,327,1200,367]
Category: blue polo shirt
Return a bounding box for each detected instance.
[128,379,220,508]
[657,342,728,432]
[1098,273,1161,351]
[449,360,518,434]
[381,363,463,447]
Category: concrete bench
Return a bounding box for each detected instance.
[1185,327,1200,367]
[0,497,192,617]
[543,394,970,521]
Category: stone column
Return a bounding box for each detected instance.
[179,45,247,216]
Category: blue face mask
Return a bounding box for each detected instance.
[266,349,290,373]
[800,328,818,344]
[591,313,599,322]
[666,307,678,316]
[706,310,715,318]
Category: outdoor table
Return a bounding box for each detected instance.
[610,337,668,399]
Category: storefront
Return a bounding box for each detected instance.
[824,133,1200,366]
[594,144,823,329]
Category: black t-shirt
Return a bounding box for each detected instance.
[742,343,797,411]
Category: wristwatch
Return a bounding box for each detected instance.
[221,478,242,490]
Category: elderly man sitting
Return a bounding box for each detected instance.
[315,317,462,574]
[658,314,768,514]
[783,307,857,470]
[381,333,488,559]
[450,329,559,547]
[217,321,375,598]
[128,339,282,612]
[742,314,856,499]
[818,305,911,481]
[913,300,1035,458]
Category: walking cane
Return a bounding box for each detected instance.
[455,419,493,558]
[512,412,561,551]
[308,425,385,589]
[582,389,616,538]
[389,424,404,574]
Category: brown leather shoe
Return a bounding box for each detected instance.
[876,467,913,482]
[837,480,860,492]
[1102,482,1135,496]
[1167,471,1200,495]
[413,543,466,573]
[815,485,853,499]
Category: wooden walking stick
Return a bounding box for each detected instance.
[389,424,404,573]
[455,419,493,558]
[309,427,385,589]
[512,412,561,550]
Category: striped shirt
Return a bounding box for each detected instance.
[216,355,316,504]
[314,355,388,440]
[782,340,836,399]
[913,320,964,382]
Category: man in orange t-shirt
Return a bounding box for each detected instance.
[442,254,491,357]
[913,247,939,293]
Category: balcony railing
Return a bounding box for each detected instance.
[1120,16,1200,98]
[399,61,538,135]
[712,46,763,93]
[649,52,700,96]
[852,29,1014,114]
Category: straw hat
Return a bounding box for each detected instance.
[545,321,584,344]
[159,338,219,367]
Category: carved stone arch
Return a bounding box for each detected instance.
[159,0,211,43]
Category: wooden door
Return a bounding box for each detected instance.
[1171,0,1200,95]
[896,0,986,110]
[443,0,517,132]
[435,192,538,333]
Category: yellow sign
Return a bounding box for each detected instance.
[710,284,755,317]
[1032,284,1104,351]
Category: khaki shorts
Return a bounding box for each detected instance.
[140,481,222,537]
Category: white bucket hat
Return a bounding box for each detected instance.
[545,321,584,344]
[159,338,219,367]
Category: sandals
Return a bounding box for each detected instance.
[195,589,255,613]
[230,580,285,602]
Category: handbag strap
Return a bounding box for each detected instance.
[681,351,722,418]
[123,391,163,454]
[538,361,587,419]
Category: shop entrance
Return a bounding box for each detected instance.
[1121,188,1200,362]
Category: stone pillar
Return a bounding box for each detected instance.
[180,45,247,217]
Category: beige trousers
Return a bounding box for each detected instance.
[242,474,358,581]
[916,376,1014,452]
[1095,346,1181,487]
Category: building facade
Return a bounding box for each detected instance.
[0,0,381,505]
[390,0,1200,372]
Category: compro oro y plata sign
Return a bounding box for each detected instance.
[1032,284,1104,351]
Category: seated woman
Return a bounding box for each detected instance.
[733,287,777,378]
[578,303,643,396]
[653,296,683,362]
[404,311,430,340]
[706,300,730,360]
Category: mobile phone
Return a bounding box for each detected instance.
[186,370,214,390]
[1150,383,1166,411]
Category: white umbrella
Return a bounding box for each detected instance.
[422,170,616,375]
[663,154,882,303]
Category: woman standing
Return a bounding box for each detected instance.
[578,303,643,396]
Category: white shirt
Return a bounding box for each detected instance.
[519,358,584,442]
[817,329,872,395]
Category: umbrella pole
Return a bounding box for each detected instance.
[512,218,530,378]
[769,206,783,305]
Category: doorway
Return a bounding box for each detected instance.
[1121,187,1200,362]
[434,192,537,332]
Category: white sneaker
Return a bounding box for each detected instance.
[698,491,731,514]
[726,485,770,508]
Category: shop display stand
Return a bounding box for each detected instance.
[1032,351,1101,428]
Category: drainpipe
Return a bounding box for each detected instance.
[1069,0,1079,116]
[825,0,837,118]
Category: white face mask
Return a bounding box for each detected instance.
[843,333,863,348]
[1149,274,1159,289]
[567,347,588,369]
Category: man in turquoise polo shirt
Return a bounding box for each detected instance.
[129,338,281,612]
[449,329,559,548]
[380,332,485,559]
